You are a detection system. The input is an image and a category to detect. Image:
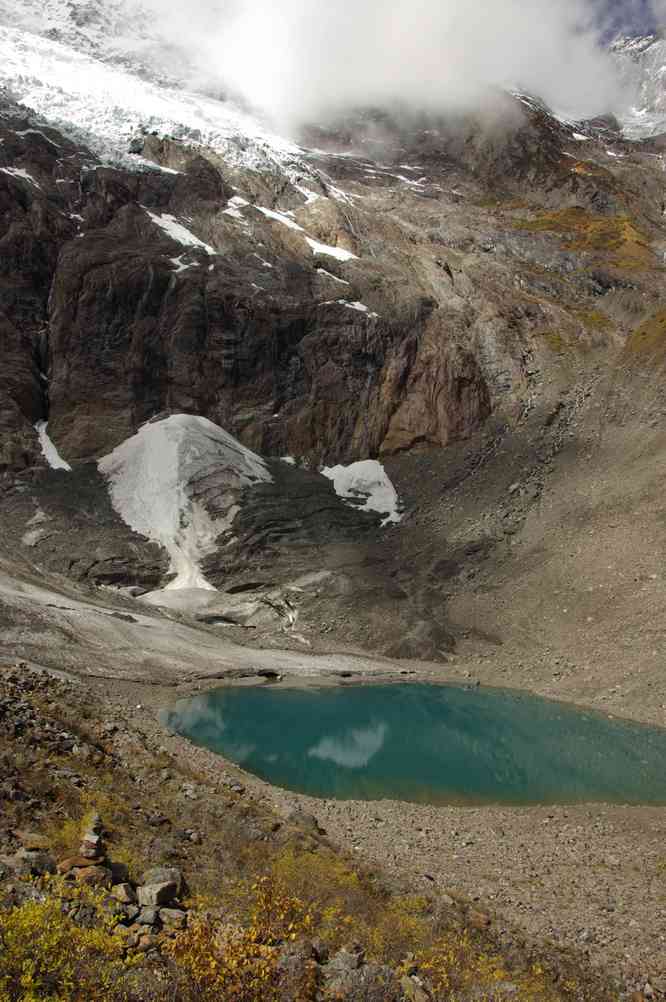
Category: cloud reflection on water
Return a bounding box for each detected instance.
[307,722,387,769]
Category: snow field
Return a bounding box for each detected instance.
[34,421,71,471]
[321,460,402,526]
[98,414,271,594]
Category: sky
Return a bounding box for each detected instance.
[141,0,664,129]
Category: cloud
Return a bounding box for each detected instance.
[143,0,627,130]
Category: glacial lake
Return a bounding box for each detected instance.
[164,683,666,806]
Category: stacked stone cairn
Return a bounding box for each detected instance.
[55,815,189,951]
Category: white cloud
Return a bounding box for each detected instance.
[142,0,626,129]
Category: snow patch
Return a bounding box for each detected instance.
[572,132,590,141]
[15,127,60,147]
[0,166,41,187]
[170,255,199,274]
[327,184,353,203]
[317,268,350,285]
[306,237,357,262]
[293,183,320,205]
[255,205,304,231]
[321,460,402,526]
[99,415,271,595]
[35,420,71,471]
[129,155,182,174]
[337,300,378,318]
[144,209,215,255]
[223,194,250,220]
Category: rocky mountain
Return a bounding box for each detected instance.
[0,2,666,687]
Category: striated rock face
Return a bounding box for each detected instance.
[0,118,82,470]
[3,94,638,473]
[2,83,663,480]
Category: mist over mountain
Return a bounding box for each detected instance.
[139,0,631,130]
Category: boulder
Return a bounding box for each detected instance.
[137,881,177,908]
[285,810,325,835]
[74,865,112,889]
[140,866,187,897]
[13,849,56,877]
[137,907,160,926]
[111,882,137,904]
[400,975,431,1002]
[159,907,187,930]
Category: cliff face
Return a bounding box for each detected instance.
[5,94,662,474]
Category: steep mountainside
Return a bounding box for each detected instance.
[0,4,666,687]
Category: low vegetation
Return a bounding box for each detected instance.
[624,309,666,356]
[514,208,654,271]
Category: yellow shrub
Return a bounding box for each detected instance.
[366,896,430,965]
[269,847,370,946]
[165,918,282,1002]
[249,875,313,945]
[42,816,82,860]
[165,875,316,1002]
[416,933,566,1002]
[0,891,125,1002]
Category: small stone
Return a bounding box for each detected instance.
[58,856,105,873]
[120,905,140,925]
[75,866,112,889]
[159,907,187,929]
[137,933,160,953]
[87,813,103,833]
[137,881,177,908]
[112,882,137,904]
[79,845,101,860]
[137,907,160,926]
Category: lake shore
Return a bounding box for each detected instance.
[85,665,666,995]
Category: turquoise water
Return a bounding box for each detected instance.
[164,684,666,806]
